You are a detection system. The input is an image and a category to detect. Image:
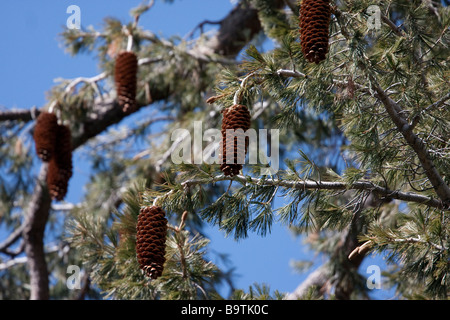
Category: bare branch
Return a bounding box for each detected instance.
[23,164,52,300]
[63,71,108,97]
[0,224,25,253]
[0,107,40,122]
[0,256,28,271]
[132,0,155,28]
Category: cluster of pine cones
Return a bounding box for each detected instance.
[299,0,331,64]
[133,0,333,280]
[114,51,138,113]
[33,112,73,201]
[215,0,331,176]
[136,205,168,279]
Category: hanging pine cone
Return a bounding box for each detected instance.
[114,51,138,113]
[136,206,168,279]
[220,104,251,177]
[299,0,331,64]
[33,112,58,162]
[47,124,73,201]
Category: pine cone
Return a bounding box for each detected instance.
[220,104,251,177]
[299,0,331,64]
[33,112,58,162]
[47,124,73,201]
[114,51,138,113]
[136,206,168,279]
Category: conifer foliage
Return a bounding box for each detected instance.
[2,0,450,301]
[299,0,331,64]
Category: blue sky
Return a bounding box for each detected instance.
[0,0,395,299]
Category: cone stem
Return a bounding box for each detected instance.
[127,33,134,52]
[233,71,256,105]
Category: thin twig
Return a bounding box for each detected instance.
[381,14,406,37]
[233,72,257,105]
[392,236,447,251]
[133,0,155,28]
[410,91,450,130]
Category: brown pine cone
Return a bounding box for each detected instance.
[136,206,168,279]
[114,51,138,113]
[33,112,58,162]
[220,104,251,177]
[47,124,73,201]
[299,0,331,64]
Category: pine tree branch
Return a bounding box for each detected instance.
[335,8,450,207]
[368,77,450,208]
[410,91,450,130]
[391,237,447,251]
[381,14,406,37]
[155,174,446,210]
[0,107,40,122]
[0,256,28,271]
[18,0,286,300]
[0,224,25,253]
[274,66,450,208]
[132,0,155,28]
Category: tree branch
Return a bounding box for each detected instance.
[369,77,450,208]
[0,256,28,271]
[0,224,25,253]
[0,107,40,122]
[410,91,450,130]
[381,14,406,37]
[154,174,446,211]
[275,66,450,208]
[22,164,51,300]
